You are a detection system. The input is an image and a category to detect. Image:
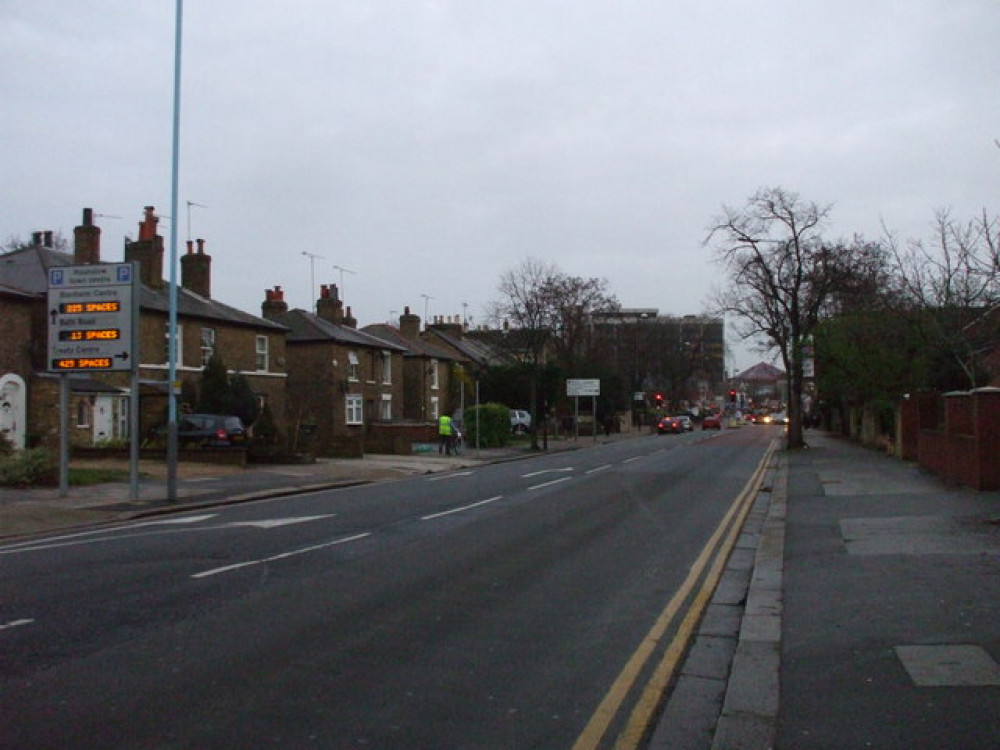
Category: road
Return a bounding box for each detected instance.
[1,427,775,749]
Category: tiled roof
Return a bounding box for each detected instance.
[361,324,456,359]
[735,362,785,381]
[272,309,406,350]
[0,244,285,331]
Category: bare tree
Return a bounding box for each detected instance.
[887,208,1000,388]
[706,187,856,449]
[489,258,617,448]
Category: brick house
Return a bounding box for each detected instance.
[0,282,36,449]
[0,207,289,449]
[261,284,406,456]
[362,307,459,423]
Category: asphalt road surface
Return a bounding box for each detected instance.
[1,428,774,749]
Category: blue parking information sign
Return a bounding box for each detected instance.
[47,263,137,373]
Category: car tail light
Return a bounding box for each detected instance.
[215,427,227,442]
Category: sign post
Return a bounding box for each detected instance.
[47,263,138,497]
[567,379,601,441]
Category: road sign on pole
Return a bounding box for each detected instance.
[567,378,600,397]
[47,263,137,373]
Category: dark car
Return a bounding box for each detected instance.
[657,416,684,434]
[702,413,722,430]
[150,414,247,447]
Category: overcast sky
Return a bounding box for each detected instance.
[3,1,998,371]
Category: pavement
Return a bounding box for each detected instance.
[3,430,1000,748]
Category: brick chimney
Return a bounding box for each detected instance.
[399,306,421,339]
[428,313,463,338]
[316,283,345,325]
[31,231,54,248]
[180,237,212,298]
[73,208,101,265]
[343,306,357,329]
[262,286,289,319]
[124,206,165,288]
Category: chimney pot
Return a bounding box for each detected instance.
[196,238,205,254]
[82,208,93,226]
[186,240,194,254]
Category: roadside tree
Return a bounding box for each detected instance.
[707,187,866,449]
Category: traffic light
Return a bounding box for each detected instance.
[654,392,664,405]
[729,389,737,402]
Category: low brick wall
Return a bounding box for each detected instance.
[900,388,1000,490]
[366,422,437,455]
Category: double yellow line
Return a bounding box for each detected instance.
[573,439,777,750]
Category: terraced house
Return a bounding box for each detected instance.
[0,207,288,449]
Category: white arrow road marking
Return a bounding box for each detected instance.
[0,619,35,632]
[421,496,503,521]
[191,532,371,579]
[522,467,573,478]
[226,515,335,529]
[138,514,218,526]
[428,471,474,482]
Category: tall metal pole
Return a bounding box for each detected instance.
[167,0,184,502]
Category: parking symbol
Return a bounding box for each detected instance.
[50,269,65,286]
[117,265,132,283]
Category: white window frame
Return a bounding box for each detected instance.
[75,399,89,428]
[345,394,363,425]
[255,335,269,372]
[164,323,183,367]
[430,396,439,421]
[381,350,392,384]
[347,351,360,382]
[379,393,392,421]
[430,358,439,390]
[200,327,216,366]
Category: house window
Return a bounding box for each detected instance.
[255,335,269,372]
[200,327,216,366]
[430,396,439,421]
[379,394,392,421]
[381,351,392,384]
[346,394,363,425]
[164,323,183,367]
[76,400,89,428]
[430,358,439,390]
[347,351,360,381]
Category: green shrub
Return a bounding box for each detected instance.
[0,448,58,487]
[462,403,511,448]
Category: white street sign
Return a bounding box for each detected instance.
[567,378,600,397]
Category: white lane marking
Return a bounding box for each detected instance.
[623,456,643,464]
[191,532,371,579]
[428,471,474,482]
[528,477,573,491]
[522,467,573,478]
[586,464,613,474]
[421,496,503,521]
[0,619,35,632]
[227,515,335,529]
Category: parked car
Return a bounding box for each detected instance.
[702,413,722,430]
[657,416,684,434]
[771,411,789,425]
[149,414,247,447]
[677,415,694,432]
[510,409,532,434]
